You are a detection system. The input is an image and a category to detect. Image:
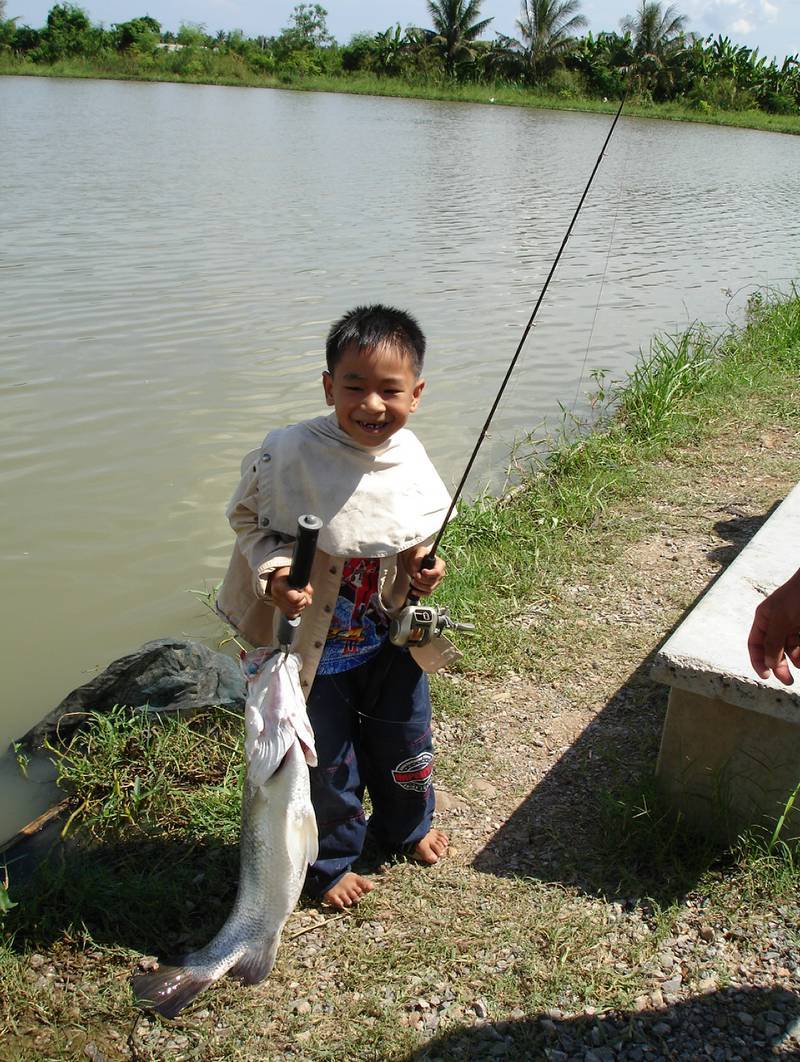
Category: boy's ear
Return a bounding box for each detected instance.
[410,377,425,412]
[322,370,335,407]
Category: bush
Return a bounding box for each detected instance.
[689,76,757,112]
[758,89,798,115]
[542,66,583,99]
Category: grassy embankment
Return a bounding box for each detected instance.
[2,54,799,136]
[1,288,799,1058]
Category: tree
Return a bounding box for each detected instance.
[176,22,209,48]
[0,0,18,50]
[426,0,493,78]
[568,30,632,97]
[39,3,95,60]
[114,15,160,52]
[281,3,332,50]
[515,0,586,81]
[621,0,685,57]
[620,1,687,96]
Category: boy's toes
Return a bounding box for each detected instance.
[412,828,449,865]
[323,873,374,909]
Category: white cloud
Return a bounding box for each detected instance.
[690,0,782,37]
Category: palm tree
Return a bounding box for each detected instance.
[621,0,686,57]
[426,0,494,78]
[620,1,687,96]
[516,0,587,81]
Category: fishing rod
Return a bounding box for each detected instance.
[390,94,627,649]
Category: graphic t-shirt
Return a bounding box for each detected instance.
[317,558,389,675]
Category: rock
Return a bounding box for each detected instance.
[661,975,683,996]
[472,999,489,1019]
[18,638,246,748]
[786,1016,800,1040]
[434,790,469,813]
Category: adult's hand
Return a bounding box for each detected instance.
[747,568,800,685]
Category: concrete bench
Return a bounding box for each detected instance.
[651,481,800,842]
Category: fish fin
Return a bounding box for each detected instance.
[227,937,280,985]
[287,803,319,871]
[131,965,212,1019]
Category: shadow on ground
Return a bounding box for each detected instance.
[472,506,775,906]
[404,986,800,1060]
[5,833,241,959]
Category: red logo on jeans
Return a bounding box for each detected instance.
[392,752,433,793]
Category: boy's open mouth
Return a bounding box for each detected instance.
[356,421,389,434]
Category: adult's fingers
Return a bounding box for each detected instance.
[747,606,770,678]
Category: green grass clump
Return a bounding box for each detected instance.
[47,705,243,840]
[436,288,800,675]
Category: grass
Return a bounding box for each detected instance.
[1,288,799,1056]
[2,55,799,136]
[435,288,800,675]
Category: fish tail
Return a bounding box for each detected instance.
[228,936,280,985]
[131,965,212,1019]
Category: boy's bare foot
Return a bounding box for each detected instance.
[323,872,374,909]
[412,828,449,864]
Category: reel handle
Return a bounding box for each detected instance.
[276,514,323,649]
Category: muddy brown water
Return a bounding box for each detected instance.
[1,75,798,840]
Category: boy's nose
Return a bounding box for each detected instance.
[361,391,385,412]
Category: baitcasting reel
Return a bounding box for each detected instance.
[389,604,475,649]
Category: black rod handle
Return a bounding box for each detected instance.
[276,514,323,649]
[287,514,323,589]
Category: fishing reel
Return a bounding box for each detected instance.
[389,603,475,648]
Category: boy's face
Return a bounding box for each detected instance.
[323,342,424,448]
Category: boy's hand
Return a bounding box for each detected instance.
[402,546,446,596]
[269,567,313,619]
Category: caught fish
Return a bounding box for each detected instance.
[132,648,318,1019]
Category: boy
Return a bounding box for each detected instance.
[216,305,459,908]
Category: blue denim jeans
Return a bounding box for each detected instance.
[303,643,435,897]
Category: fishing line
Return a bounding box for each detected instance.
[426,94,627,562]
[571,126,632,413]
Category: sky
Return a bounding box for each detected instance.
[5,0,799,64]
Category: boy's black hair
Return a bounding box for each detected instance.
[325,304,426,377]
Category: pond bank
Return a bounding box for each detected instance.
[2,290,799,1058]
[2,60,799,136]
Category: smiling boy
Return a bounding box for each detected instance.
[216,305,458,908]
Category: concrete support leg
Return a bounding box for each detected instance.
[656,687,800,843]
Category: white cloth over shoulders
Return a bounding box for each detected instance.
[254,414,453,558]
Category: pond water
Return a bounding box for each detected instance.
[1,75,798,840]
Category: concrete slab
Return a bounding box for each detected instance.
[657,688,800,842]
[651,480,800,722]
